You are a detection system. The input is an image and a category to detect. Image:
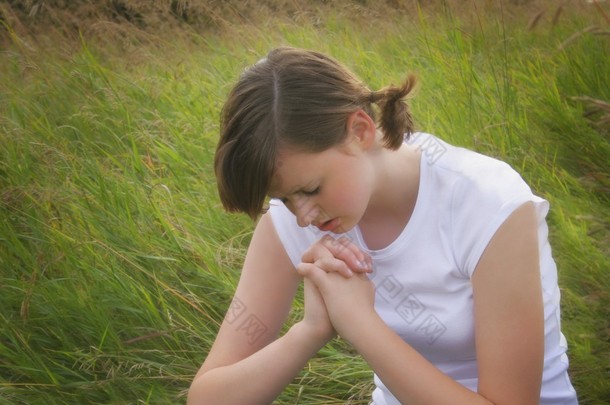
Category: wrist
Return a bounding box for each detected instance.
[335,308,381,344]
[290,321,334,353]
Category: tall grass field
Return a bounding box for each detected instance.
[0,1,609,403]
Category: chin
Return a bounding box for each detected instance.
[330,220,356,235]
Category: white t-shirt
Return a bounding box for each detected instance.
[268,133,578,404]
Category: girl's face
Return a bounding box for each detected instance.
[270,138,375,234]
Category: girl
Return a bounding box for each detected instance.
[187,47,578,404]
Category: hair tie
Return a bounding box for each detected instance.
[368,90,378,104]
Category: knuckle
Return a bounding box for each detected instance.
[338,236,352,246]
[320,234,334,244]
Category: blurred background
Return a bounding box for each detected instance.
[1,1,608,404]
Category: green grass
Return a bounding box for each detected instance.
[1,2,609,404]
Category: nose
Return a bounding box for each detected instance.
[294,197,318,228]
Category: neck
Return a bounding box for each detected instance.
[361,142,421,227]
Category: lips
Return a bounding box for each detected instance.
[317,218,340,232]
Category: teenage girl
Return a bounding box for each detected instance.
[187,47,578,404]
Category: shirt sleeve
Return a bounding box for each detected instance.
[267,200,317,268]
[449,158,549,278]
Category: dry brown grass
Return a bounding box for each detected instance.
[1,0,604,46]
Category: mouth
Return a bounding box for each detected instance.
[317,218,340,232]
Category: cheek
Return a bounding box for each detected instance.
[328,172,370,211]
[319,154,374,215]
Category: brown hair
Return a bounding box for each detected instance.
[215,46,417,219]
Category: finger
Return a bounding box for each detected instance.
[296,262,333,291]
[302,240,359,276]
[313,256,354,278]
[301,241,333,264]
[320,235,372,273]
[328,235,370,271]
[361,251,374,274]
[301,235,373,274]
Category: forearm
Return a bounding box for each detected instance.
[347,315,492,405]
[187,322,324,405]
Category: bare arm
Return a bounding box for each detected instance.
[301,202,544,404]
[187,214,330,404]
[472,201,544,402]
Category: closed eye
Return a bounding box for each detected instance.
[275,186,319,205]
[302,187,320,196]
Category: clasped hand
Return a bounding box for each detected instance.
[297,235,377,344]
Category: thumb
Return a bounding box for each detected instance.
[296,263,328,290]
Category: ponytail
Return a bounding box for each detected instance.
[369,74,417,150]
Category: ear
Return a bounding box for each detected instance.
[346,109,377,151]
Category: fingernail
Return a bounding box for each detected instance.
[358,260,368,270]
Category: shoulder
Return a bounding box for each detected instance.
[410,132,532,202]
[410,133,547,276]
[267,200,320,266]
[413,133,518,177]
